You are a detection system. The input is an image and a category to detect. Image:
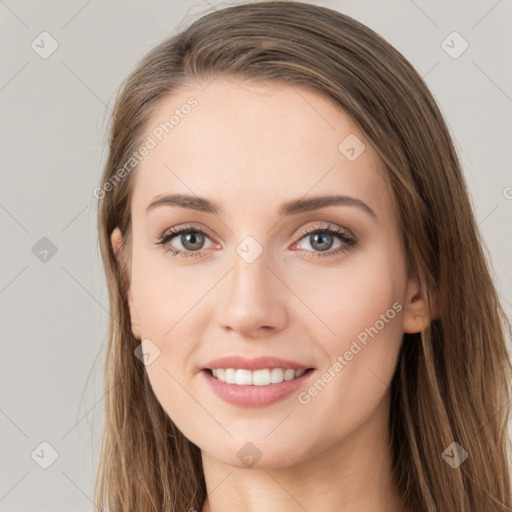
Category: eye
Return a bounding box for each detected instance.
[291,224,356,258]
[156,224,216,259]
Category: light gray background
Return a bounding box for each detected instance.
[1,1,511,510]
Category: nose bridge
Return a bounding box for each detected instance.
[229,233,274,306]
[219,232,287,334]
[233,239,268,291]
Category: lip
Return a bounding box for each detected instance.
[202,368,315,408]
[202,355,312,371]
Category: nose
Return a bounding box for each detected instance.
[218,247,288,338]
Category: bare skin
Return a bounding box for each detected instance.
[111,78,428,512]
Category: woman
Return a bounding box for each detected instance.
[94,2,512,511]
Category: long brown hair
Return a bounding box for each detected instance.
[94,2,512,510]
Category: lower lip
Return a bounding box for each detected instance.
[202,369,314,408]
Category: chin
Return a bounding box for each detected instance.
[200,435,313,470]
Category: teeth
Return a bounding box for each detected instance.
[210,368,307,386]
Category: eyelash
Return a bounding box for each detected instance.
[155,223,356,260]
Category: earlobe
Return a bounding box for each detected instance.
[404,315,426,334]
[402,277,431,334]
[110,227,141,340]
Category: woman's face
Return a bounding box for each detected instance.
[112,78,424,468]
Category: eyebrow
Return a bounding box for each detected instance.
[146,193,377,219]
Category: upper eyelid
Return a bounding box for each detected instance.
[160,223,214,241]
[297,223,353,237]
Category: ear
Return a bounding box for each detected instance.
[402,276,432,334]
[111,227,141,340]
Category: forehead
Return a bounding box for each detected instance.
[130,79,391,219]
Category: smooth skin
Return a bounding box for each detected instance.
[111,78,429,512]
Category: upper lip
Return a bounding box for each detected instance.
[203,356,313,371]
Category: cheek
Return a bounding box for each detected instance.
[130,245,211,338]
[128,251,214,426]
[290,251,405,412]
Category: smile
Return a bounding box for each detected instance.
[202,368,315,408]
